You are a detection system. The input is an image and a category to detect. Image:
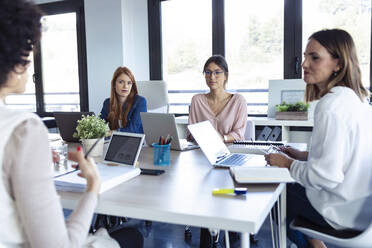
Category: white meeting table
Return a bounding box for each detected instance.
[58,147,286,248]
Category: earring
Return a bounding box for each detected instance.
[17,74,22,80]
[333,71,338,77]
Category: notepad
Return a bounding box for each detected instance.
[54,164,140,193]
[229,140,285,155]
[230,166,294,183]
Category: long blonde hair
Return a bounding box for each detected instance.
[107,66,138,130]
[305,29,369,102]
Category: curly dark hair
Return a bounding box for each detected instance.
[0,0,42,87]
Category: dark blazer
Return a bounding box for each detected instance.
[100,95,147,133]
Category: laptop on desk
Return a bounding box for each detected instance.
[188,121,266,168]
[140,112,199,151]
[54,132,144,193]
[54,112,94,142]
[102,131,145,167]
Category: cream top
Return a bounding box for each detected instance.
[290,86,372,230]
[188,93,248,141]
[2,116,98,247]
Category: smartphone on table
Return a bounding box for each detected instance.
[140,168,165,175]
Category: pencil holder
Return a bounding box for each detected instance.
[152,143,170,166]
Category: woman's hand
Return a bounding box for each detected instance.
[279,146,308,161]
[52,150,60,164]
[264,152,293,169]
[68,147,101,195]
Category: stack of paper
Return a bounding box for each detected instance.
[54,164,140,193]
[230,166,294,183]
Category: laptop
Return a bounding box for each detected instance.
[140,112,199,151]
[54,131,144,179]
[188,121,266,168]
[102,131,145,167]
[54,112,94,142]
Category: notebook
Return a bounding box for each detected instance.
[54,112,94,142]
[229,140,285,155]
[140,112,199,151]
[187,121,266,168]
[54,132,144,193]
[230,166,295,183]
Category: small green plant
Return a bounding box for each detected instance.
[275,101,309,112]
[73,115,109,139]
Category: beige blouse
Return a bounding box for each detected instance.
[188,93,248,141]
[2,118,97,247]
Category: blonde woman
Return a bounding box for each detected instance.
[265,29,372,248]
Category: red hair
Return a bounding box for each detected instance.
[107,66,138,130]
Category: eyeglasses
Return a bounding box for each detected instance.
[203,70,224,77]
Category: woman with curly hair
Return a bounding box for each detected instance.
[100,66,147,133]
[0,0,142,247]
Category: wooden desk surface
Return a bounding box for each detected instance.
[59,147,284,233]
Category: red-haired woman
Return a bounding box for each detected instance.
[100,66,147,133]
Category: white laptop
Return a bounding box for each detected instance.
[102,131,145,166]
[188,121,266,168]
[140,112,199,151]
[54,132,144,193]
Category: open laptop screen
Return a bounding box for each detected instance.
[104,134,143,166]
[188,121,230,164]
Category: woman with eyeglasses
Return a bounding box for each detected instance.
[187,55,247,143]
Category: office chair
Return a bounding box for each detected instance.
[136,80,169,113]
[290,216,371,247]
[244,119,255,140]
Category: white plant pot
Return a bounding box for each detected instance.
[81,138,104,157]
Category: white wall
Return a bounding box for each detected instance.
[34,0,149,114]
[84,0,125,113]
[122,0,149,81]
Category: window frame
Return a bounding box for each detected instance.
[34,0,88,117]
[149,0,372,112]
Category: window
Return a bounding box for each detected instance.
[303,0,371,88]
[161,0,212,113]
[5,0,88,116]
[225,0,284,114]
[41,12,81,112]
[149,0,372,115]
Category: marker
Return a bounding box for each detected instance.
[212,187,247,195]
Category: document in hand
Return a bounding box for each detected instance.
[54,164,140,193]
[230,166,295,184]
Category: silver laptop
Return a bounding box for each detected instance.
[140,112,199,151]
[102,131,145,167]
[54,132,144,179]
[188,121,266,168]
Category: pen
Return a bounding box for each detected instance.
[54,137,103,178]
[76,137,103,170]
[212,187,247,195]
[164,134,170,144]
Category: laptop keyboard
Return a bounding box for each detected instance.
[218,153,248,166]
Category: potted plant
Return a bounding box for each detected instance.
[73,114,109,157]
[275,101,309,120]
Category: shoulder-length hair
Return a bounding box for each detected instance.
[305,29,369,102]
[107,66,138,130]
